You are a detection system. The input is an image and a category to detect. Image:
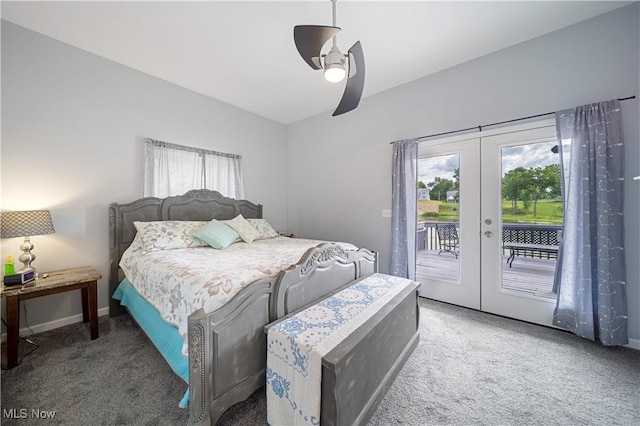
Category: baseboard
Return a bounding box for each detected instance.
[625,337,640,351]
[1,307,109,343]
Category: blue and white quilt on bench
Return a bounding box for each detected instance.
[266,273,415,425]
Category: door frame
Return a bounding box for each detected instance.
[416,118,558,324]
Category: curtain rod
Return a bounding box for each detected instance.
[145,138,241,159]
[391,96,636,143]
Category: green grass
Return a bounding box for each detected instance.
[502,199,563,224]
[418,199,563,224]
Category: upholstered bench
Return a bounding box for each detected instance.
[265,273,420,425]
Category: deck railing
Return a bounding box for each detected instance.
[417,221,457,252]
[417,221,562,258]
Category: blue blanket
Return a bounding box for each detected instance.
[113,279,189,408]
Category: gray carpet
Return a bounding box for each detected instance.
[2,298,639,425]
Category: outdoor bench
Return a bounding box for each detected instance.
[502,225,561,268]
[503,242,559,267]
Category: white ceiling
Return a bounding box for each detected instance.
[1,1,631,125]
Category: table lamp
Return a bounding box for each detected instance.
[1,210,55,274]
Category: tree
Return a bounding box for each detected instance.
[543,164,562,199]
[502,167,528,213]
[428,177,455,201]
[501,164,561,216]
[525,164,561,217]
[418,181,427,189]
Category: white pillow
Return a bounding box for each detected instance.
[223,214,260,243]
[247,218,278,240]
[133,221,208,253]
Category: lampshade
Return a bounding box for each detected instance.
[1,210,56,238]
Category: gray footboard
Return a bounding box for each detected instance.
[187,278,274,425]
[188,243,378,425]
[273,244,378,318]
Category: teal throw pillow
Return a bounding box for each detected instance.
[192,220,240,250]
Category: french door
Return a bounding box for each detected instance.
[416,139,481,309]
[416,120,560,327]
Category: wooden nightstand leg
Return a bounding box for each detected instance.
[88,281,98,340]
[81,287,89,323]
[5,295,20,369]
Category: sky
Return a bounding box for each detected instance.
[418,139,558,187]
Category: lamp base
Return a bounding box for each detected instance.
[18,236,37,275]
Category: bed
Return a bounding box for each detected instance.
[108,189,378,425]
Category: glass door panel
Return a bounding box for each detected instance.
[500,143,562,299]
[417,153,461,282]
[416,139,480,310]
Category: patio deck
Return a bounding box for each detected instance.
[416,249,556,300]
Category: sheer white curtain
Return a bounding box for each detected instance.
[204,152,245,199]
[143,139,244,198]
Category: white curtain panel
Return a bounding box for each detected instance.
[204,153,245,199]
[144,142,202,197]
[143,139,244,199]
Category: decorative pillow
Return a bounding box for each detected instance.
[247,218,278,240]
[192,220,240,250]
[223,214,261,243]
[133,221,208,253]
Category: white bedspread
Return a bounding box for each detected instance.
[120,236,356,356]
[266,273,415,425]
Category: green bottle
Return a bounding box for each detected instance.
[5,255,15,275]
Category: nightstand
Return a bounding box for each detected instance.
[1,266,101,369]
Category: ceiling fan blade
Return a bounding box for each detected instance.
[294,25,341,70]
[333,41,365,116]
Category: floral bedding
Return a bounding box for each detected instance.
[120,236,356,355]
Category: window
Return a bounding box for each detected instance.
[143,139,244,198]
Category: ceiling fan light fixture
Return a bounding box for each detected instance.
[323,46,346,83]
[293,0,365,115]
[324,63,346,83]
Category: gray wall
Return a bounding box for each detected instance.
[1,21,288,329]
[287,4,640,344]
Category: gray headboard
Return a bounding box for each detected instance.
[108,189,263,316]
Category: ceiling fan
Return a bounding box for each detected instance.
[293,0,365,117]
